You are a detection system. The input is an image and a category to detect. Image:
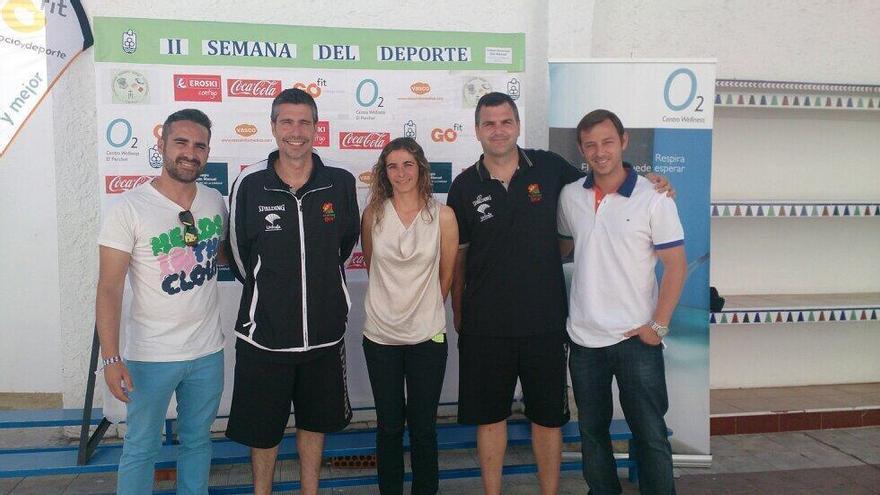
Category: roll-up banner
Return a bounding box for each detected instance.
[1,0,93,157]
[94,16,525,422]
[550,60,715,455]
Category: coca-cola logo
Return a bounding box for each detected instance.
[227,79,282,98]
[347,251,366,269]
[338,131,390,150]
[410,82,430,95]
[235,123,258,137]
[105,175,155,194]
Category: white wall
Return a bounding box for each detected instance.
[0,96,62,393]
[2,0,878,398]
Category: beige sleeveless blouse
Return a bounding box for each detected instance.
[364,199,446,345]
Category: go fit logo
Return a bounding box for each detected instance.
[431,124,462,143]
[293,78,326,98]
[2,0,69,34]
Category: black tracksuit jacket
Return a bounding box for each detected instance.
[227,151,360,352]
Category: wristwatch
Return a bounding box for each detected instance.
[650,321,669,338]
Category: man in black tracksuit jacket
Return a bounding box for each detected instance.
[224,88,359,495]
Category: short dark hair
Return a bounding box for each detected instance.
[162,108,212,141]
[271,88,318,123]
[576,109,625,145]
[475,92,520,125]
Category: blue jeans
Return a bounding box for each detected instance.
[569,338,675,495]
[117,349,224,495]
[363,336,448,495]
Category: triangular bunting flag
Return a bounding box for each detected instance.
[743,313,750,323]
[766,206,775,217]
[764,312,773,323]
[847,98,853,108]
[731,313,740,323]
[818,311,826,321]
[726,94,733,104]
[715,94,722,104]
[793,96,800,106]
[771,95,779,105]
[782,96,789,106]
[808,311,815,322]
[734,206,742,216]
[710,313,717,324]
[860,310,867,321]
[832,205,840,216]
[804,97,811,107]
[745,205,753,216]
[786,312,794,322]
[720,314,729,324]
[760,95,768,105]
[826,97,833,107]
[797,312,805,322]
[712,205,719,216]
[754,312,761,323]
[829,311,836,321]
[800,206,808,216]
[822,206,830,216]
[871,310,877,320]
[843,206,850,216]
[850,310,858,320]
[756,206,764,216]
[857,98,864,108]
[749,95,756,105]
[839,311,847,321]
[723,205,731,216]
[738,95,745,105]
[836,97,843,107]
[776,312,784,322]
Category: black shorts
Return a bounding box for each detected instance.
[225,340,352,448]
[457,332,570,427]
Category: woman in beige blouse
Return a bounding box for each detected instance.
[361,137,458,494]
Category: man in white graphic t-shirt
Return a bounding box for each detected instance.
[95,109,228,495]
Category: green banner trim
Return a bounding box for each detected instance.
[94,17,524,71]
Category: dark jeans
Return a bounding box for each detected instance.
[569,337,676,495]
[363,336,448,495]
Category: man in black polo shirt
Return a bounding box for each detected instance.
[448,93,670,495]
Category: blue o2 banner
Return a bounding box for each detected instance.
[549,60,715,455]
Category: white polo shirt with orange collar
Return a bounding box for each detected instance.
[557,168,684,348]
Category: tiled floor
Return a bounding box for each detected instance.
[711,383,880,414]
[2,427,880,493]
[710,382,880,436]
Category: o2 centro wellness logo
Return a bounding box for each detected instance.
[663,68,704,112]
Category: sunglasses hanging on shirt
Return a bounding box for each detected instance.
[178,210,199,247]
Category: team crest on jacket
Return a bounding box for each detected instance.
[527,183,542,203]
[322,202,336,223]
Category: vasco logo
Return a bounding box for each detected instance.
[431,124,462,143]
[264,213,282,231]
[235,123,257,137]
[174,74,222,102]
[410,82,430,95]
[358,171,372,185]
[293,79,326,98]
[112,70,149,104]
[121,29,137,54]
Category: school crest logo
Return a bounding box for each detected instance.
[322,202,336,223]
[527,183,542,203]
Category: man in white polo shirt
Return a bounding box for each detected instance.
[558,109,686,495]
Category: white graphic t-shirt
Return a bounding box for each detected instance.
[99,182,227,362]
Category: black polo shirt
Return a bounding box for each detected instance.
[447,147,584,338]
